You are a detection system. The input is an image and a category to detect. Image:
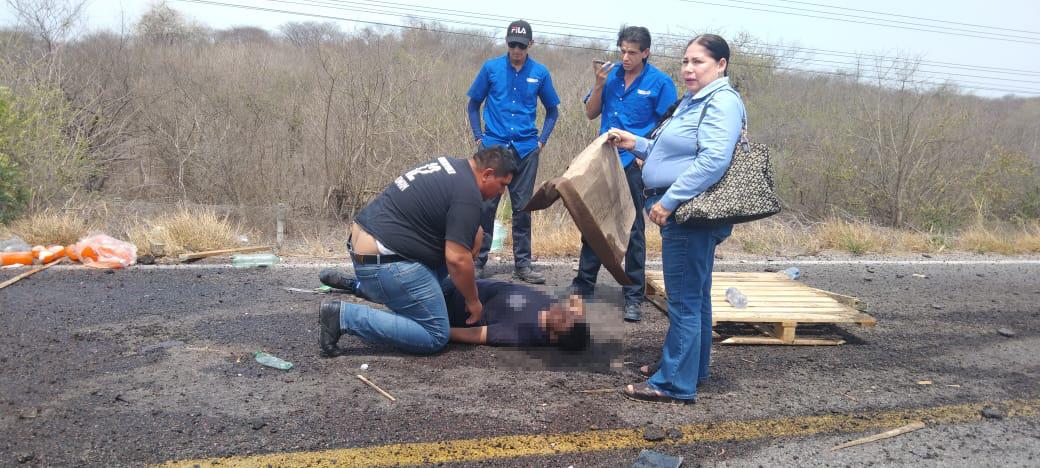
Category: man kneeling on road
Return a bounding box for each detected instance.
[321,271,591,350]
[319,146,516,356]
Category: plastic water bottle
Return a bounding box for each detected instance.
[232,253,280,268]
[725,287,748,308]
[490,219,506,252]
[781,267,800,280]
[253,351,293,370]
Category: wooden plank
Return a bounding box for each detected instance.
[178,245,272,262]
[810,287,866,310]
[0,257,68,290]
[776,321,797,343]
[714,312,864,323]
[831,421,926,451]
[721,336,845,346]
[646,294,668,313]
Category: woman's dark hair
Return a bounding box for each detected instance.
[554,322,591,352]
[688,34,731,76]
[645,34,733,138]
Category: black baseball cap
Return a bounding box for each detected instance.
[506,20,532,46]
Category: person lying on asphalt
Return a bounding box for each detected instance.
[319,270,590,351]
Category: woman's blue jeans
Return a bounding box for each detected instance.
[338,260,450,355]
[645,195,732,399]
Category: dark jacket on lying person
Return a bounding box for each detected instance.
[322,268,589,350]
[442,279,589,350]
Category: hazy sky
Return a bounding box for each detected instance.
[2,0,1038,97]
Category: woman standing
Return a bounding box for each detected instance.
[607,34,746,404]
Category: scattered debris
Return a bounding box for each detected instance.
[283,286,330,294]
[253,351,293,370]
[0,257,68,290]
[980,406,1006,420]
[642,426,666,442]
[251,420,267,430]
[178,245,271,263]
[912,273,929,279]
[946,384,961,388]
[632,449,683,468]
[137,254,156,265]
[356,374,396,402]
[917,380,933,385]
[930,304,944,310]
[665,428,683,440]
[576,388,616,394]
[830,421,926,451]
[997,328,1016,338]
[15,451,35,464]
[921,253,932,258]
[360,363,369,371]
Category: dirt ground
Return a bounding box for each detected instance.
[1,256,1038,466]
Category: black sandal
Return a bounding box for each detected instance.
[621,382,695,405]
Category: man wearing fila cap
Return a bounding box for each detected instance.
[467,19,561,285]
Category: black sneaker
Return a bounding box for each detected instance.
[476,264,493,279]
[623,303,642,322]
[319,300,343,357]
[319,268,357,294]
[513,266,546,284]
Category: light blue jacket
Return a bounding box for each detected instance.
[634,77,746,212]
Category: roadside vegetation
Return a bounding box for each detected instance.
[1,1,1037,257]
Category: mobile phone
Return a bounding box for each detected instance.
[593,59,611,67]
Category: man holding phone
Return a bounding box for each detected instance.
[573,26,677,322]
[466,20,561,285]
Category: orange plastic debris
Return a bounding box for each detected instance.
[67,234,136,269]
[33,245,66,264]
[1,251,34,266]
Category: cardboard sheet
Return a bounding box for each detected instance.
[524,133,636,285]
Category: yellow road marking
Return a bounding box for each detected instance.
[158,398,1040,467]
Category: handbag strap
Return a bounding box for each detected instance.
[695,87,749,154]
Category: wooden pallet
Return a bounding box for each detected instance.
[644,271,876,345]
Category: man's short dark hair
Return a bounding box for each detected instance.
[473,145,517,177]
[617,26,651,52]
[554,322,591,352]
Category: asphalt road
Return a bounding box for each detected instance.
[1,257,1038,467]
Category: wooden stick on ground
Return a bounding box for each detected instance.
[830,421,926,451]
[356,374,397,402]
[576,388,616,394]
[178,245,271,262]
[0,257,68,290]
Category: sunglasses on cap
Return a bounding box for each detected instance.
[508,41,528,50]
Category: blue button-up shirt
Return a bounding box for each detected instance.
[467,54,561,158]
[585,63,677,168]
[634,78,746,211]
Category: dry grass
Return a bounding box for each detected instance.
[6,208,1039,258]
[125,207,239,256]
[8,210,94,245]
[950,216,1040,255]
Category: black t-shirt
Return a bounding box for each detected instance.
[355,157,482,268]
[443,279,551,347]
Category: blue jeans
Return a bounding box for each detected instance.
[338,260,450,355]
[645,194,732,399]
[571,162,646,305]
[477,146,539,269]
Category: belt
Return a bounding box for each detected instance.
[643,186,670,198]
[350,252,408,265]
